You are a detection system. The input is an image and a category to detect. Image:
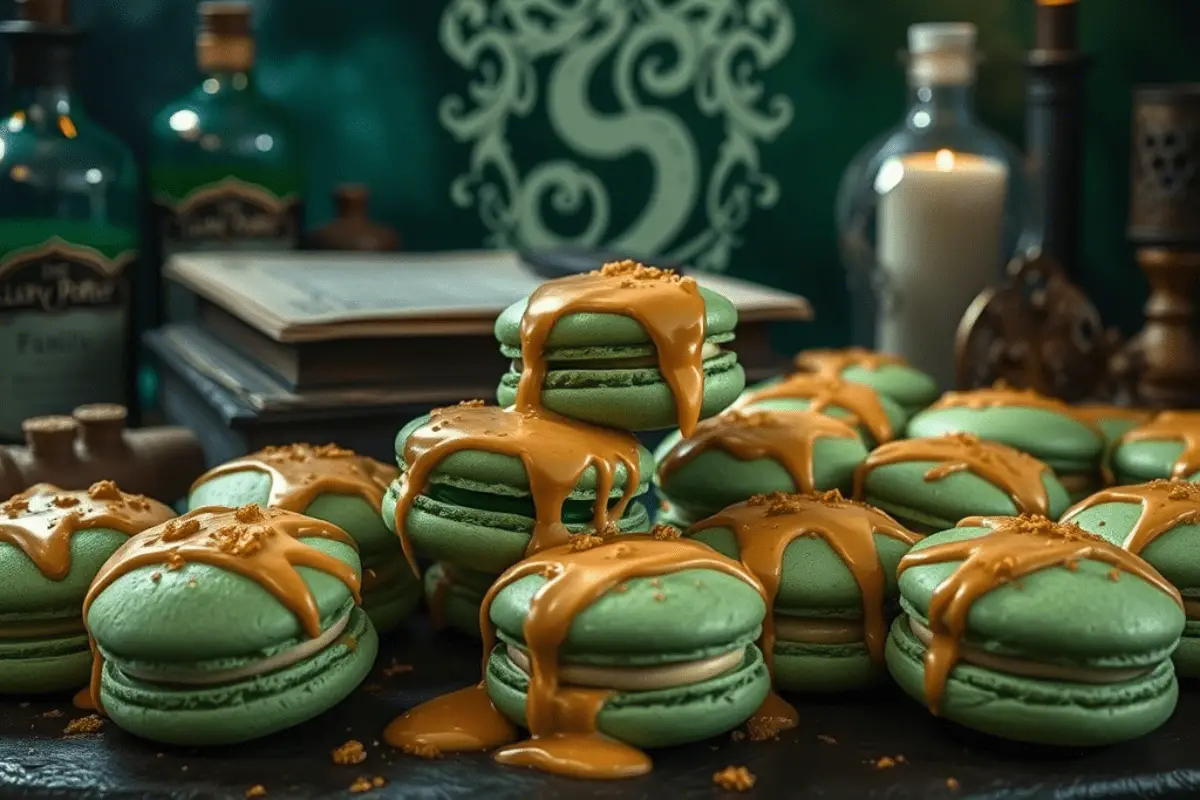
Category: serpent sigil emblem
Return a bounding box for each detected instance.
[438,0,795,272]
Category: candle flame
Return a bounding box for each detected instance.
[934,149,956,171]
[1036,0,1078,5]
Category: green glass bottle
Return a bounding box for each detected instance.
[149,1,305,323]
[0,0,139,442]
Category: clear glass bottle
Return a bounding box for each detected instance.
[148,1,305,325]
[0,0,139,441]
[837,23,1031,389]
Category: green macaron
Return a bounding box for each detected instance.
[855,435,1071,534]
[1061,480,1200,677]
[888,518,1183,746]
[738,385,908,447]
[188,444,420,634]
[1070,406,1153,450]
[494,286,744,431]
[484,538,771,748]
[86,506,378,746]
[794,348,939,416]
[906,390,1104,500]
[686,492,921,692]
[1107,412,1200,485]
[653,409,868,527]
[0,483,175,694]
[422,563,498,640]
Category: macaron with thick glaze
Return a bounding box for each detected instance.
[0,482,175,694]
[687,491,921,692]
[735,373,907,446]
[85,504,378,746]
[653,407,868,527]
[1061,479,1200,677]
[888,514,1183,746]
[854,433,1071,533]
[794,347,939,417]
[1108,411,1200,485]
[188,443,419,634]
[1070,405,1153,450]
[383,402,654,637]
[495,261,744,434]
[484,532,777,753]
[906,387,1104,499]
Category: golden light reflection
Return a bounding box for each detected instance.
[57,115,77,139]
[934,149,956,171]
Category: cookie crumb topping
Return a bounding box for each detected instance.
[712,766,756,792]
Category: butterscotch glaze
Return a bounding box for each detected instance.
[655,408,859,493]
[736,373,895,444]
[0,481,175,580]
[1113,412,1200,479]
[897,515,1180,713]
[393,401,642,575]
[1063,479,1200,558]
[690,491,920,663]
[192,442,397,517]
[385,534,791,779]
[1070,405,1153,428]
[516,260,708,437]
[929,385,1075,415]
[794,347,907,375]
[853,433,1052,517]
[83,504,362,711]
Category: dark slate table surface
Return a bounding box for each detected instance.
[3,616,1200,799]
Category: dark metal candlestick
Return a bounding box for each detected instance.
[1026,0,1089,279]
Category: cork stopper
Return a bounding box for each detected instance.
[16,0,70,25]
[334,184,370,218]
[22,416,78,461]
[73,403,128,454]
[197,2,253,72]
[906,22,978,87]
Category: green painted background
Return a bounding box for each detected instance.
[13,0,1200,350]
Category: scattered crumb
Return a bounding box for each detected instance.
[372,777,385,788]
[372,740,379,747]
[896,755,907,763]
[613,583,629,593]
[181,766,188,772]
[1108,569,1121,582]
[1064,559,1079,572]
[730,730,746,742]
[381,660,413,679]
[41,709,64,719]
[713,766,756,792]
[150,572,162,583]
[332,740,367,765]
[165,551,186,571]
[745,715,788,741]
[817,734,837,745]
[653,593,666,602]
[649,579,661,588]
[946,777,960,790]
[349,777,373,793]
[874,756,896,769]
[402,741,443,759]
[63,715,103,736]
[186,578,198,589]
[1097,521,1106,527]
[650,524,681,541]
[245,786,267,799]
[569,533,608,552]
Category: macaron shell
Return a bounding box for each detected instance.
[654,432,868,522]
[1111,440,1187,483]
[1171,628,1200,677]
[838,364,939,413]
[494,287,738,348]
[737,394,908,447]
[887,616,1179,746]
[423,563,486,639]
[489,570,765,665]
[687,526,911,615]
[361,560,423,635]
[0,529,130,616]
[485,643,770,748]
[383,486,652,574]
[773,641,882,692]
[1064,500,1200,593]
[187,471,400,559]
[0,635,92,693]
[906,406,1103,472]
[86,538,361,663]
[899,526,1185,666]
[98,606,378,746]
[862,461,1070,531]
[495,353,745,432]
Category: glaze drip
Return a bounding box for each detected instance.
[736,373,895,444]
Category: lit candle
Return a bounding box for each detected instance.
[875,149,1008,388]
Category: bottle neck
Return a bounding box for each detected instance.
[905,82,976,129]
[7,84,77,119]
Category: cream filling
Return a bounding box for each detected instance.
[773,615,864,645]
[118,612,351,687]
[513,342,723,372]
[908,617,1152,684]
[505,643,744,692]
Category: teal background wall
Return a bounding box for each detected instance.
[12,0,1200,350]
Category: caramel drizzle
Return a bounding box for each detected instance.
[1063,479,1200,555]
[794,347,907,375]
[852,433,1052,517]
[736,373,895,444]
[83,504,362,711]
[897,515,1180,713]
[1069,405,1153,428]
[691,491,920,663]
[929,386,1074,415]
[385,535,794,779]
[191,443,397,514]
[515,261,708,437]
[1113,412,1200,479]
[393,402,641,577]
[655,409,859,492]
[0,481,175,580]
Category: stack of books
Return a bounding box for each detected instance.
[147,250,812,464]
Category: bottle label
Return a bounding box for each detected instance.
[154,176,301,253]
[0,236,135,440]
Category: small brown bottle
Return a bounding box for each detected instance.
[307,184,400,251]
